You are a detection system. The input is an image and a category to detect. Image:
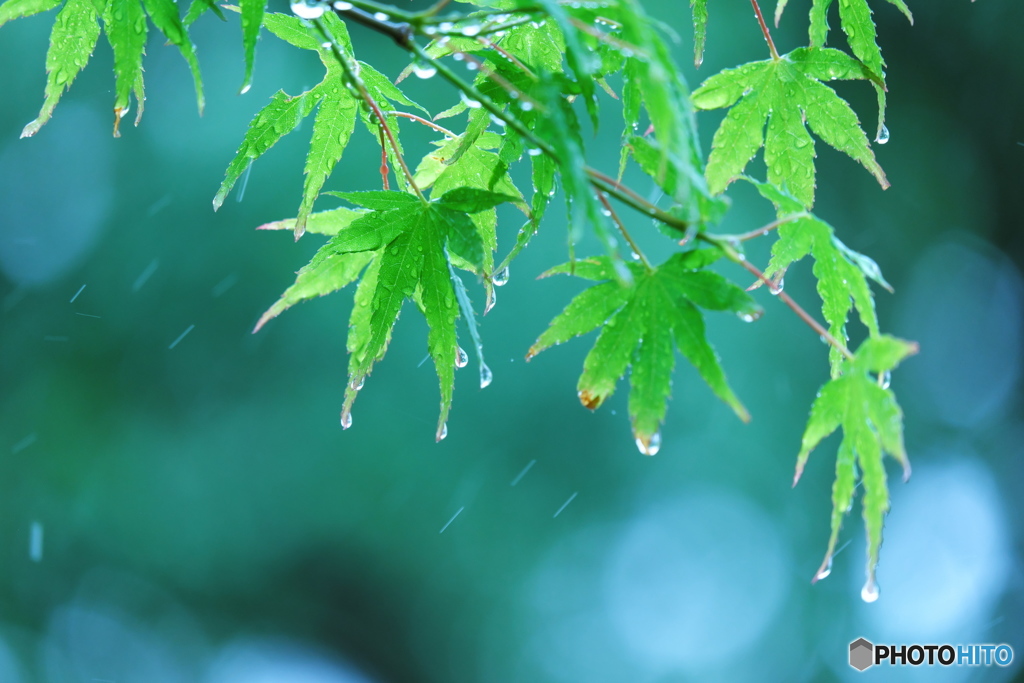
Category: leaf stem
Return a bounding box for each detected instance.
[596,191,652,271]
[385,110,457,137]
[725,212,807,242]
[749,0,779,60]
[730,250,854,360]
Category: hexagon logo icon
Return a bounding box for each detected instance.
[849,638,874,671]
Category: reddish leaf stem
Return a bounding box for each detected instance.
[750,0,780,60]
[596,191,652,271]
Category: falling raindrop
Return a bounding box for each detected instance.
[861,579,880,603]
[635,432,662,455]
[492,266,509,287]
[875,124,890,145]
[480,363,493,389]
[290,0,326,19]
[455,346,469,368]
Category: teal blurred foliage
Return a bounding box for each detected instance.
[1,1,1022,681]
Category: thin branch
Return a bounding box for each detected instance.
[733,254,854,360]
[596,191,652,271]
[750,0,780,60]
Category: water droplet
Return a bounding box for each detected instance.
[461,25,481,36]
[455,346,469,368]
[769,277,784,295]
[373,11,389,20]
[291,0,326,19]
[452,52,464,61]
[814,559,832,581]
[879,371,891,390]
[439,21,454,31]
[489,114,506,128]
[485,289,497,313]
[526,147,542,156]
[412,62,437,79]
[635,432,661,455]
[333,0,352,9]
[737,310,762,322]
[520,101,534,112]
[861,579,880,603]
[459,92,482,109]
[349,376,365,391]
[465,61,479,71]
[492,266,509,287]
[438,422,448,440]
[875,124,890,144]
[479,363,493,388]
[340,411,353,429]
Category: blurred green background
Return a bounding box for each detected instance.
[1,0,1022,681]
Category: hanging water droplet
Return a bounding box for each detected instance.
[455,346,469,368]
[526,147,542,156]
[291,0,326,19]
[372,11,389,20]
[879,371,891,390]
[485,289,497,313]
[412,62,437,79]
[492,266,509,287]
[333,0,352,9]
[875,124,890,145]
[340,411,353,429]
[737,310,760,323]
[814,559,832,582]
[459,92,482,109]
[479,363,493,389]
[438,422,449,440]
[861,579,880,603]
[349,375,365,391]
[635,432,661,455]
[769,277,784,295]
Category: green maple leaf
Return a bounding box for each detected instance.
[528,250,759,452]
[749,178,891,373]
[256,188,514,441]
[692,47,887,209]
[776,0,913,84]
[794,335,917,599]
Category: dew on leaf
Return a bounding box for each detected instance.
[290,0,326,19]
[412,62,437,79]
[635,432,661,455]
[861,579,880,603]
[456,346,469,368]
[459,92,482,109]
